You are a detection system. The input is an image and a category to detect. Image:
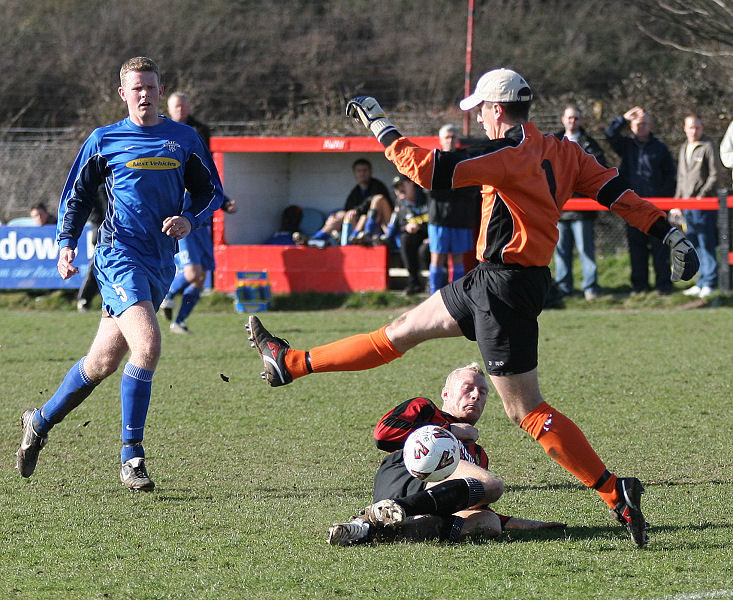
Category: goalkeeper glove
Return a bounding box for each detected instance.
[663,227,699,282]
[346,96,400,146]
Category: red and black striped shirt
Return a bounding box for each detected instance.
[373,396,488,469]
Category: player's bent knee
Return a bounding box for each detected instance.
[453,461,504,504]
[481,476,504,504]
[460,510,502,539]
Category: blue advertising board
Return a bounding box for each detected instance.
[0,225,93,289]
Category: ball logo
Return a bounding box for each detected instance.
[432,428,454,439]
[435,450,456,470]
[412,440,429,459]
[126,157,181,170]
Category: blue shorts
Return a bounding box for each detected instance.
[175,226,214,271]
[428,224,473,255]
[94,246,175,317]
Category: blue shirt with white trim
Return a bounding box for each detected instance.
[57,116,224,271]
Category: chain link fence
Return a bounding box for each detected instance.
[0,128,80,223]
[0,118,639,258]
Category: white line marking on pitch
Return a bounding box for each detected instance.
[613,592,733,600]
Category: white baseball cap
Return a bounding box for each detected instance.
[459,68,533,111]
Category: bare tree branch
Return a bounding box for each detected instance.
[637,24,733,57]
[635,0,733,57]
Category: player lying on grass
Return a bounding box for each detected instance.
[249,68,700,548]
[328,363,565,545]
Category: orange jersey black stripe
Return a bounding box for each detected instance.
[386,122,665,267]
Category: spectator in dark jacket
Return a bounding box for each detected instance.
[553,105,606,301]
[305,158,392,246]
[606,106,676,294]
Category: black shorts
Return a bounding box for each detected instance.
[372,450,425,502]
[440,262,551,376]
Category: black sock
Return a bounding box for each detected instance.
[440,515,466,541]
[394,478,484,517]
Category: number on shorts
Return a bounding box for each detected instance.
[112,282,128,302]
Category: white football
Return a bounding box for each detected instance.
[403,424,461,482]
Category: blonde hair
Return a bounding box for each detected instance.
[444,362,485,389]
[120,56,160,87]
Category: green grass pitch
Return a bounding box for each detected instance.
[0,308,731,600]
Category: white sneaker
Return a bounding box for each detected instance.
[683,285,701,296]
[698,286,713,298]
[170,321,189,334]
[77,299,88,312]
[120,457,155,491]
[327,517,371,546]
[160,297,175,321]
[16,408,48,478]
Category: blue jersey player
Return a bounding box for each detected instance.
[161,91,238,333]
[16,56,225,491]
[162,193,236,333]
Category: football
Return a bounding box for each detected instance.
[403,424,461,482]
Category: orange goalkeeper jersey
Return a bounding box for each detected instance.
[386,122,665,267]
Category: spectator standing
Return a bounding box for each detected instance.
[161,91,237,333]
[166,91,211,146]
[553,105,606,300]
[29,202,57,226]
[670,114,721,298]
[16,57,226,491]
[606,106,676,294]
[427,124,479,295]
[304,158,392,247]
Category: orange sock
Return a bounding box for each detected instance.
[520,402,619,508]
[283,325,403,379]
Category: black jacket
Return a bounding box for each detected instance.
[605,116,676,199]
[553,127,607,221]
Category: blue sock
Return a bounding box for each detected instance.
[35,357,98,435]
[429,265,446,295]
[175,285,201,323]
[120,362,154,463]
[452,262,465,281]
[166,271,188,299]
[364,217,378,235]
[311,230,329,241]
